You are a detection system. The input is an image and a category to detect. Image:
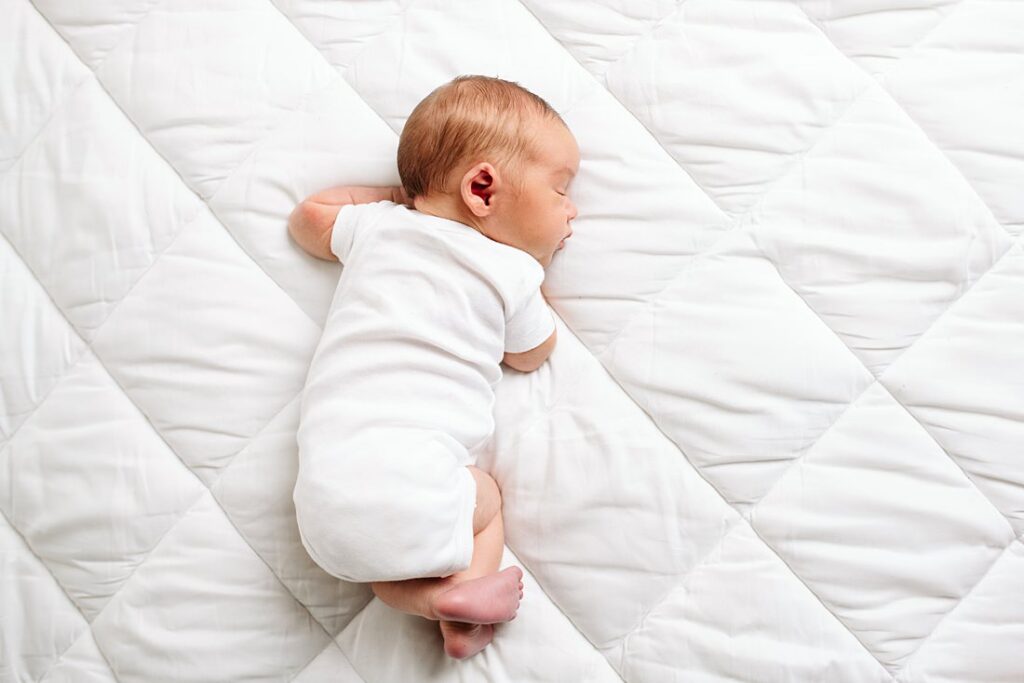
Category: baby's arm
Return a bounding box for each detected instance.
[503,327,556,373]
[287,185,411,261]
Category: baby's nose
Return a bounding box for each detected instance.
[568,200,578,220]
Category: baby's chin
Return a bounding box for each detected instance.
[542,243,567,267]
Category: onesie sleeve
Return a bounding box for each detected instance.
[504,286,555,353]
[330,200,395,264]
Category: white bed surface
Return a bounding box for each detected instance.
[2,0,1022,681]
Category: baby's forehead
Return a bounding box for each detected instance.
[547,163,576,179]
[549,146,580,177]
[533,124,579,167]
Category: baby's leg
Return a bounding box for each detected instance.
[431,468,524,622]
[370,466,523,657]
[451,464,504,579]
[370,466,521,618]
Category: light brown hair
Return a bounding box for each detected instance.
[397,75,565,201]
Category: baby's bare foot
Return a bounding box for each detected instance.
[439,620,495,660]
[432,566,523,625]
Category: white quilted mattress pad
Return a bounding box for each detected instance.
[2,1,1022,682]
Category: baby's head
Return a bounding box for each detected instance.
[398,75,579,268]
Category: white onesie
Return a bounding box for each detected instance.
[293,199,555,583]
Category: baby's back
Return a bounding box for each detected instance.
[300,200,547,459]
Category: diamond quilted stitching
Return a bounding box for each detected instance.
[613,522,891,683]
[92,0,340,201]
[0,0,92,174]
[14,1,411,671]
[881,242,1024,535]
[598,228,875,512]
[208,84,401,327]
[883,0,1024,236]
[795,0,963,77]
[26,0,349,334]
[39,631,117,683]
[603,0,872,216]
[290,641,363,683]
[0,236,87,443]
[89,208,322,485]
[270,0,410,73]
[338,0,593,131]
[211,396,374,638]
[543,83,732,354]
[4,0,1019,679]
[30,0,167,71]
[0,350,204,620]
[89,491,331,682]
[517,0,682,79]
[750,82,1013,376]
[0,511,89,682]
[488,322,739,648]
[751,382,1014,670]
[0,76,202,342]
[336,546,625,683]
[899,539,1024,682]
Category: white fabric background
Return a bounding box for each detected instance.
[1,0,1022,681]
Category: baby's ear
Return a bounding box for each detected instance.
[461,162,496,216]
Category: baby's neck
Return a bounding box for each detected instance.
[414,193,483,234]
[413,192,527,262]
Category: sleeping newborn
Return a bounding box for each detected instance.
[288,75,580,660]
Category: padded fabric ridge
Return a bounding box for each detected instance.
[894,528,1019,677]
[2,74,93,176]
[792,1,1015,243]
[520,0,1016,531]
[511,0,1020,674]
[0,239,331,677]
[761,243,1018,511]
[0,236,91,448]
[0,490,111,682]
[5,0,1019,678]
[757,250,1019,670]
[10,1,349,671]
[18,0,326,334]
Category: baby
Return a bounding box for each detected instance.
[288,75,579,660]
